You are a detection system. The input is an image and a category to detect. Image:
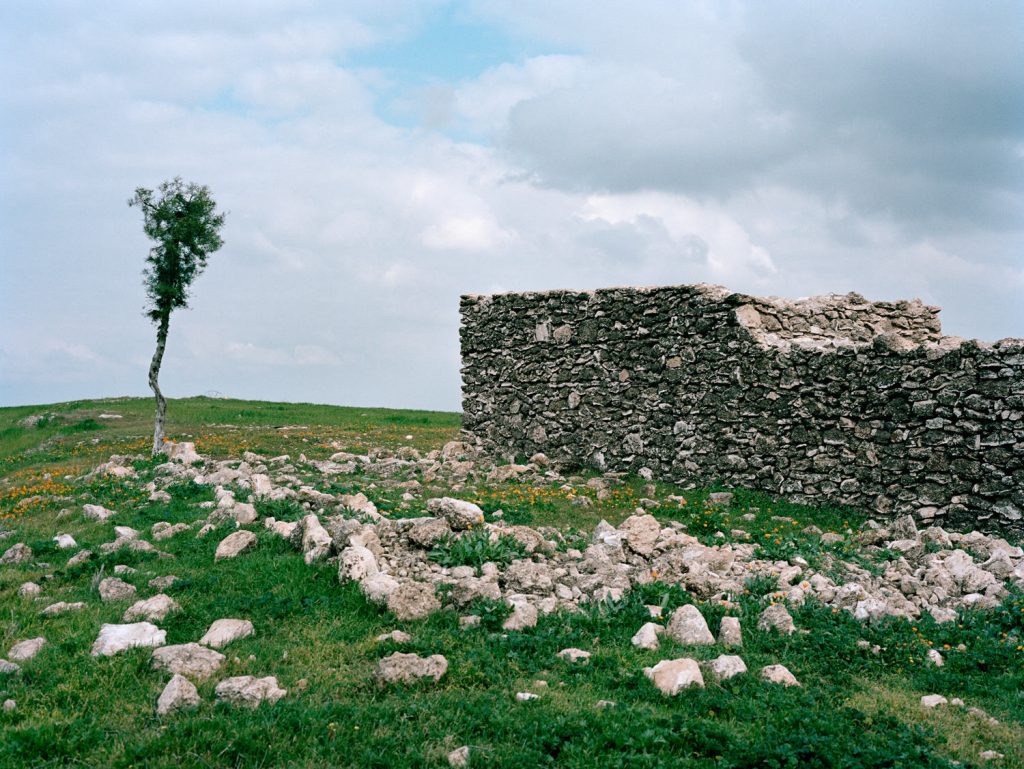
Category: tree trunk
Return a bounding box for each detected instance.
[149,313,170,456]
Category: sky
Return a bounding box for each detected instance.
[2,0,1022,412]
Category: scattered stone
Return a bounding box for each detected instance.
[215,676,287,707]
[644,658,705,694]
[53,534,77,550]
[376,630,412,643]
[718,616,743,647]
[666,604,715,645]
[83,504,115,522]
[921,694,948,709]
[360,573,400,604]
[199,619,254,649]
[8,637,47,662]
[66,549,93,567]
[447,746,471,767]
[92,622,167,656]
[114,564,137,575]
[99,577,137,602]
[596,699,616,709]
[0,659,20,674]
[979,750,1004,762]
[515,691,540,701]
[149,575,180,590]
[757,604,797,636]
[156,674,201,716]
[708,492,734,506]
[927,649,944,667]
[557,648,591,663]
[387,581,440,621]
[1,543,32,564]
[631,622,664,650]
[502,599,538,631]
[152,643,225,679]
[425,497,485,530]
[459,615,481,629]
[215,530,257,560]
[41,601,86,617]
[339,546,379,581]
[152,522,190,541]
[123,594,180,622]
[300,514,332,565]
[619,514,661,556]
[375,652,448,684]
[706,654,747,682]
[2,699,15,712]
[17,582,41,598]
[761,664,800,687]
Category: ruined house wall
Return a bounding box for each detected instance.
[459,284,1024,533]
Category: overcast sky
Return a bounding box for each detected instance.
[2,1,1022,412]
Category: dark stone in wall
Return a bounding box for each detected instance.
[459,284,1024,535]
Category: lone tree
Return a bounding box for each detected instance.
[130,177,226,455]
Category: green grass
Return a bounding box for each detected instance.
[0,397,1021,768]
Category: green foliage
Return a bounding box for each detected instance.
[254,497,306,520]
[428,529,528,569]
[129,177,226,324]
[62,418,102,433]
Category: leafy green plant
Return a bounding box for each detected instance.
[428,529,528,569]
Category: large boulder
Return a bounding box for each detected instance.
[666,605,715,645]
[644,658,704,694]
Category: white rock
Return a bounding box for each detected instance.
[8,637,47,662]
[921,694,948,708]
[375,652,448,684]
[215,530,257,560]
[215,675,287,707]
[502,599,538,631]
[92,622,166,656]
[123,594,180,622]
[387,581,440,621]
[152,643,225,679]
[113,526,139,540]
[53,534,77,550]
[41,601,86,616]
[718,616,743,647]
[2,699,15,712]
[757,604,796,635]
[706,654,747,682]
[83,504,115,522]
[761,664,800,687]
[425,497,485,530]
[619,514,661,556]
[515,691,540,701]
[376,630,412,643]
[17,582,41,598]
[644,658,705,694]
[156,674,201,716]
[339,546,379,581]
[199,619,254,649]
[0,659,20,674]
[99,577,137,602]
[558,648,591,663]
[166,441,202,465]
[979,750,1004,761]
[927,649,944,667]
[447,746,471,768]
[301,514,333,565]
[360,573,401,604]
[631,622,664,650]
[666,604,715,645]
[152,522,190,541]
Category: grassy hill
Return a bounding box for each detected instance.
[0,397,1021,768]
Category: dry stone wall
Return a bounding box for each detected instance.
[460,284,1024,534]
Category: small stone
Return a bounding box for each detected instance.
[338,546,379,581]
[666,604,715,645]
[53,534,77,550]
[2,698,15,712]
[757,604,796,636]
[83,504,115,522]
[0,659,21,674]
[149,575,180,590]
[921,694,948,709]
[557,648,591,663]
[375,652,448,684]
[199,619,254,649]
[447,746,471,767]
[718,616,743,647]
[17,582,41,598]
[8,637,47,662]
[927,649,944,667]
[41,601,86,617]
[425,497,485,531]
[92,622,166,656]
[761,664,800,687]
[152,522,190,541]
[1,543,33,564]
[360,573,400,604]
[99,577,137,602]
[123,594,180,622]
[502,600,538,631]
[459,615,481,629]
[706,654,747,682]
[215,675,287,707]
[113,565,136,575]
[387,581,441,621]
[644,658,705,694]
[595,699,616,709]
[156,674,201,716]
[376,630,412,643]
[214,530,257,560]
[979,750,1004,761]
[66,549,93,567]
[515,691,540,701]
[152,643,225,679]
[949,697,965,707]
[631,622,663,650]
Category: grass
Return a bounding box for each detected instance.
[0,396,1021,768]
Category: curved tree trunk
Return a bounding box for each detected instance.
[149,313,170,455]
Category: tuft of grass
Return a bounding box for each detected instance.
[428,529,528,570]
